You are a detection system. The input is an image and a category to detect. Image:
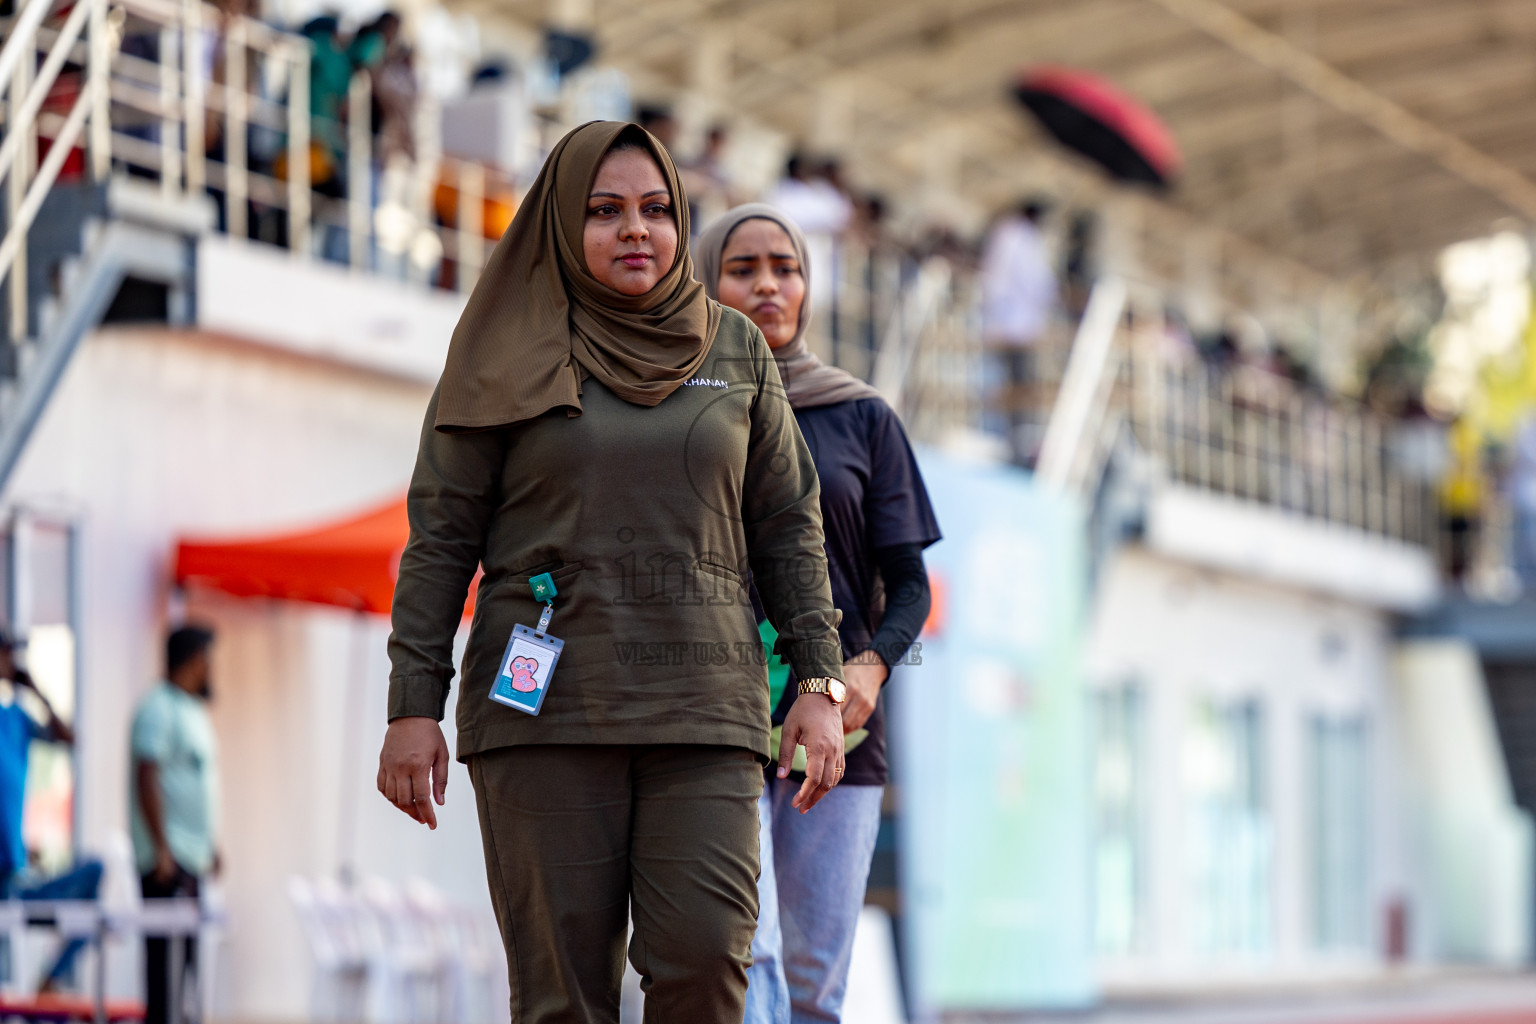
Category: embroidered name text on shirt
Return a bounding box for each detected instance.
[682,377,730,388]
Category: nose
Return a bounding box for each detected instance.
[753,269,779,295]
[618,205,649,244]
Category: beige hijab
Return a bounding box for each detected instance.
[696,204,882,410]
[435,121,721,432]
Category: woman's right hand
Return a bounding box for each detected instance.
[377,716,450,829]
[777,693,846,813]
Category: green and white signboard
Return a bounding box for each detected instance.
[894,454,1095,1012]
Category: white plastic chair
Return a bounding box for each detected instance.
[356,876,439,1023]
[288,876,368,1022]
[402,879,506,1024]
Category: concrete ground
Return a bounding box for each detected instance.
[941,970,1536,1024]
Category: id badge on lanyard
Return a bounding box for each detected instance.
[489,572,565,716]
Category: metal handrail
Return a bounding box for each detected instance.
[7,0,517,293]
[0,0,54,102]
[0,0,93,194]
[1,0,115,342]
[1037,277,1129,495]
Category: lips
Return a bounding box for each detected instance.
[619,253,652,268]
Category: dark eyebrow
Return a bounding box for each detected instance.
[588,188,672,202]
[724,252,798,262]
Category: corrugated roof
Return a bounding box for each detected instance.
[457,0,1536,277]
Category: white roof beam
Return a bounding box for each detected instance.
[1143,0,1536,219]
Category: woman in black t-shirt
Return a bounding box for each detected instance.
[698,205,942,1024]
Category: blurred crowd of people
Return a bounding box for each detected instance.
[137,2,422,256]
[103,0,1536,596]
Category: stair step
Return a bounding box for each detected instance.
[106,177,215,236]
[78,219,103,258]
[36,297,61,347]
[58,257,83,299]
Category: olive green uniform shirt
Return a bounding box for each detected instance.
[388,308,843,762]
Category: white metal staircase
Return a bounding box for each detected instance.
[0,0,220,492]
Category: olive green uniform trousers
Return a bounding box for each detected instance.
[469,744,763,1024]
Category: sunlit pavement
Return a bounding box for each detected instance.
[941,971,1536,1024]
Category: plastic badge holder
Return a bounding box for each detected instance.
[489,573,564,716]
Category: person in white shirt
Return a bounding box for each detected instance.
[980,197,1058,465]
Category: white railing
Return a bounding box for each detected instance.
[1125,349,1436,546]
[1,0,115,344]
[864,260,1438,548]
[4,0,516,296]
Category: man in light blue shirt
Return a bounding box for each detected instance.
[130,625,219,1024]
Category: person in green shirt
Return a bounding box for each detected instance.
[130,625,220,1024]
[378,121,847,1024]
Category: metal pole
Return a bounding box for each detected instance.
[226,18,248,239]
[457,160,484,293]
[9,43,34,345]
[408,94,439,287]
[159,25,180,197]
[88,0,111,181]
[1220,372,1236,497]
[287,44,310,258]
[169,923,183,1024]
[1196,365,1212,488]
[0,0,52,95]
[347,70,369,270]
[182,0,205,195]
[1036,277,1127,493]
[92,917,106,1024]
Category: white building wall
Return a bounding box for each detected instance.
[1392,639,1533,964]
[1085,547,1415,989]
[0,324,494,1019]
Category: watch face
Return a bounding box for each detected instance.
[828,679,848,704]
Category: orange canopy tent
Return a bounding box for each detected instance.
[174,497,475,616]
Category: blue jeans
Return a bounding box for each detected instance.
[744,780,883,1024]
[6,859,104,987]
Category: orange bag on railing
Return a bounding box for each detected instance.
[432,177,518,240]
[272,141,338,188]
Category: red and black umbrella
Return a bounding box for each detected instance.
[1014,66,1182,188]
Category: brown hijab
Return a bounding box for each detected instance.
[434,121,721,432]
[696,203,882,410]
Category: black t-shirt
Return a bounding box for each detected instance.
[766,397,942,786]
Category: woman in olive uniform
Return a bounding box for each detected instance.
[377,122,847,1024]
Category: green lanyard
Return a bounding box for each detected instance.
[530,572,557,634]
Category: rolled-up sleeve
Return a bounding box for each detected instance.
[740,334,844,684]
[387,385,507,721]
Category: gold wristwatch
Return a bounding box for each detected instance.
[798,677,847,705]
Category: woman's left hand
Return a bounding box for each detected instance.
[841,650,889,733]
[778,693,846,813]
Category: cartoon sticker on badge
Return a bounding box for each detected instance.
[510,655,539,692]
